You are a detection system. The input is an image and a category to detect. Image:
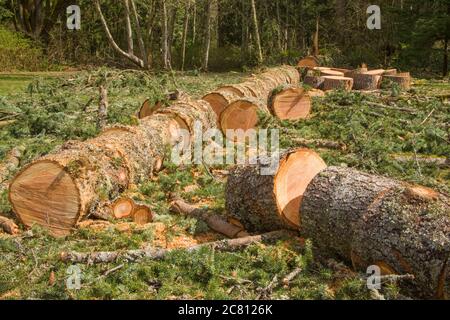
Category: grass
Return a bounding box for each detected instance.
[0,69,449,300]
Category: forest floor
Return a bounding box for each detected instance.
[0,69,448,300]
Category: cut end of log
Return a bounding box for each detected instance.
[274,149,327,227]
[138,99,163,119]
[132,205,153,225]
[220,100,259,133]
[9,161,80,237]
[112,198,135,219]
[297,56,319,69]
[270,88,312,120]
[203,92,229,117]
[322,76,354,91]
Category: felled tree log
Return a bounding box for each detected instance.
[170,198,249,238]
[384,69,397,76]
[319,69,344,77]
[352,73,382,90]
[0,215,20,235]
[226,149,327,232]
[203,66,300,118]
[219,98,268,133]
[303,75,324,89]
[267,85,312,121]
[290,137,347,151]
[9,98,216,236]
[300,166,450,299]
[132,204,153,225]
[322,76,354,91]
[383,73,412,90]
[138,91,190,119]
[297,56,319,69]
[60,230,293,264]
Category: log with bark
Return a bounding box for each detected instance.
[303,75,325,89]
[219,98,268,134]
[300,167,449,299]
[0,147,22,185]
[226,149,327,232]
[384,69,397,76]
[9,97,216,236]
[60,230,293,264]
[203,66,300,118]
[352,73,382,90]
[170,198,249,238]
[267,86,312,121]
[382,73,412,90]
[322,76,354,91]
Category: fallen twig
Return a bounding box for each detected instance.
[170,198,249,239]
[60,230,293,264]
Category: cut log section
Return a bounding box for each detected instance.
[303,75,324,89]
[138,91,190,119]
[300,166,450,299]
[322,76,354,91]
[219,98,267,134]
[320,69,345,77]
[364,69,385,76]
[226,149,327,232]
[297,56,319,69]
[137,99,163,119]
[132,204,153,225]
[382,73,412,90]
[9,97,216,236]
[112,198,135,219]
[268,86,312,120]
[384,69,398,76]
[352,73,382,90]
[203,66,300,119]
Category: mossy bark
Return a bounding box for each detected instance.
[301,166,450,299]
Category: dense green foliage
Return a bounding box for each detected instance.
[0,0,449,75]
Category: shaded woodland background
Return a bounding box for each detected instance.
[0,0,449,76]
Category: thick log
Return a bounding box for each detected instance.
[297,56,319,69]
[9,98,216,236]
[112,198,135,218]
[301,166,450,299]
[322,76,354,91]
[267,85,311,120]
[320,69,345,77]
[226,149,327,232]
[60,230,293,264]
[219,98,268,133]
[170,199,249,238]
[382,73,412,90]
[384,69,398,76]
[303,75,324,89]
[352,73,382,90]
[203,66,300,118]
[132,204,153,225]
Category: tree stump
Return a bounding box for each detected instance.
[382,72,412,90]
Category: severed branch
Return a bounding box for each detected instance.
[60,230,293,264]
[0,216,20,235]
[170,198,249,239]
[364,101,417,114]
